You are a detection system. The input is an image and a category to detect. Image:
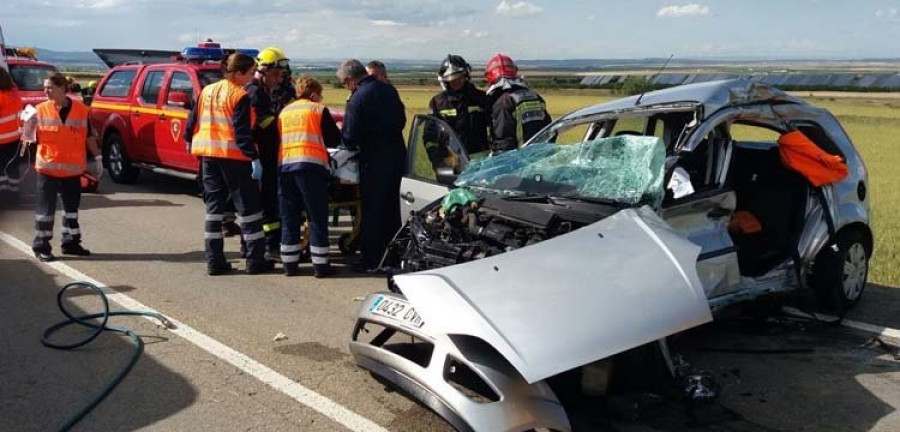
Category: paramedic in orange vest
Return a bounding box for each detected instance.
[185,53,272,276]
[0,67,23,202]
[27,73,101,262]
[277,76,340,277]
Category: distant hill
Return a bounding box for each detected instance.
[22,48,900,74]
[34,48,105,70]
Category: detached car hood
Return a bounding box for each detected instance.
[394,206,712,384]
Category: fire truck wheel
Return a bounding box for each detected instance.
[105,132,140,184]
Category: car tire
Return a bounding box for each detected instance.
[105,132,139,184]
[812,229,869,312]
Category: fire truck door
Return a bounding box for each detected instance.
[133,68,166,163]
[156,70,197,172]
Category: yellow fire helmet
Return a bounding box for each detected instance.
[256,47,289,69]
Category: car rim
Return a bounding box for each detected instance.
[109,140,123,175]
[842,243,867,301]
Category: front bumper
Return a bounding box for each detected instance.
[350,292,571,432]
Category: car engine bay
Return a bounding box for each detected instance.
[384,193,624,273]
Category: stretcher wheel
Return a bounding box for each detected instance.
[338,233,357,256]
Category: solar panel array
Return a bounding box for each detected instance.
[580,72,900,90]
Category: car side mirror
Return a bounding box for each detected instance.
[435,166,457,186]
[167,92,191,109]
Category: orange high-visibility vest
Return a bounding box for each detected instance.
[190,79,253,161]
[35,99,88,178]
[278,100,329,169]
[0,89,23,145]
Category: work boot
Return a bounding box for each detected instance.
[61,244,92,256]
[34,250,56,262]
[246,260,275,275]
[207,261,234,276]
[284,264,300,277]
[313,264,335,279]
[264,244,282,263]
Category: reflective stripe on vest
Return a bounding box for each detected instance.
[0,90,22,145]
[278,100,329,169]
[191,79,251,161]
[35,100,88,177]
[509,90,547,145]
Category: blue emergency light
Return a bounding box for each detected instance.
[181,46,225,61]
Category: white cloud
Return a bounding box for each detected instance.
[496,1,543,18]
[876,9,900,22]
[370,19,406,27]
[76,0,121,9]
[461,29,489,38]
[657,4,710,18]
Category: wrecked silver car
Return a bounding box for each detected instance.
[349,79,872,431]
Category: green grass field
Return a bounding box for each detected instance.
[323,86,898,288]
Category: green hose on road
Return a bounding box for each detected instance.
[42,281,170,432]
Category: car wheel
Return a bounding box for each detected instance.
[813,229,869,312]
[105,132,139,184]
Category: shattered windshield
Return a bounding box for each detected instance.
[455,135,667,207]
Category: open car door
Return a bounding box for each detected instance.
[400,114,470,216]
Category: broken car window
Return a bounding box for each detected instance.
[455,135,667,207]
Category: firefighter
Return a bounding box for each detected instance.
[0,67,23,203]
[247,47,289,262]
[484,53,551,153]
[26,73,101,262]
[427,54,490,165]
[277,76,341,277]
[185,53,272,275]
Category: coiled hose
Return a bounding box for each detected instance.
[42,281,170,432]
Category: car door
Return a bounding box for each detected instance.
[661,132,742,299]
[132,67,166,163]
[156,68,197,172]
[400,114,469,215]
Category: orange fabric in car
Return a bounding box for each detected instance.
[728,210,763,235]
[777,130,848,187]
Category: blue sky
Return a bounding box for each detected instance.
[2,0,899,61]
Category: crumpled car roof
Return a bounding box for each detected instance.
[561,79,806,121]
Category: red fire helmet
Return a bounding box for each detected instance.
[485,53,518,85]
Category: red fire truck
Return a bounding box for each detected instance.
[89,42,342,186]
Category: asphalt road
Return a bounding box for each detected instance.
[2,170,899,432]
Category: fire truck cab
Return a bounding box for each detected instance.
[5,47,68,105]
[89,43,256,184]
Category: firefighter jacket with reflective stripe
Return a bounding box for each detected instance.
[490,87,551,152]
[35,99,88,178]
[428,82,491,156]
[278,100,330,171]
[0,89,23,145]
[190,79,256,161]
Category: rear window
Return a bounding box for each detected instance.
[140,71,166,104]
[99,70,137,98]
[198,70,223,87]
[9,64,57,91]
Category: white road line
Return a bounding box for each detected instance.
[0,231,389,432]
[783,306,900,340]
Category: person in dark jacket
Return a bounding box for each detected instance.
[484,53,551,153]
[427,54,490,165]
[246,47,289,261]
[337,59,407,271]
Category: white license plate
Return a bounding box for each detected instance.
[369,295,425,328]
